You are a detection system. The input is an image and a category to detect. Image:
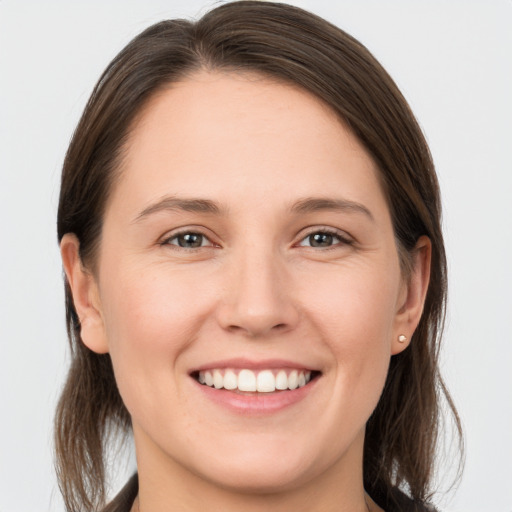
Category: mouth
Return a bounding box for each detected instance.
[191,368,321,394]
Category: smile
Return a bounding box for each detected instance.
[196,368,315,393]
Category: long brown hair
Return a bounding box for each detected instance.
[55,2,463,510]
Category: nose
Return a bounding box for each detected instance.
[216,248,300,338]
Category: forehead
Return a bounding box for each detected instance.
[110,70,387,218]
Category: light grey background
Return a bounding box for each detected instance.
[1,1,511,511]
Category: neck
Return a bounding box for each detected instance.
[134,493,373,512]
[133,426,376,512]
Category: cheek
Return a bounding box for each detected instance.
[302,261,398,402]
[101,264,211,346]
[97,266,215,408]
[304,259,399,345]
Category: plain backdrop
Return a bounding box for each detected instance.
[1,1,511,511]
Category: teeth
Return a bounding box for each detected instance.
[238,369,257,391]
[275,370,288,390]
[257,370,275,392]
[223,369,237,390]
[197,368,313,392]
[213,369,223,389]
[288,370,298,390]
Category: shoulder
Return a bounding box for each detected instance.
[101,473,138,512]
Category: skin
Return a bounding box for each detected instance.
[61,71,430,512]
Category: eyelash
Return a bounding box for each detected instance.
[296,227,353,249]
[161,230,216,250]
[160,227,353,251]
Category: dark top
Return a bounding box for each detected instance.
[103,474,438,512]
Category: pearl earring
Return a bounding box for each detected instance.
[398,334,407,343]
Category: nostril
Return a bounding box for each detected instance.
[226,322,289,336]
[216,294,300,337]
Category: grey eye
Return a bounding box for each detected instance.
[298,229,352,249]
[170,232,207,248]
[308,232,334,247]
[299,231,340,248]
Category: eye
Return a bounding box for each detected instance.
[165,231,213,249]
[298,229,351,248]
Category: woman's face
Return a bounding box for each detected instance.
[67,71,423,494]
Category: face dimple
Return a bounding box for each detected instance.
[94,70,404,496]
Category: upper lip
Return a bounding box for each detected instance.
[190,358,319,374]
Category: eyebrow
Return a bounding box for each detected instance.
[133,196,224,222]
[290,197,374,221]
[133,195,374,223]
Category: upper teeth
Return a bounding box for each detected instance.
[197,369,312,392]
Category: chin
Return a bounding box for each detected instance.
[201,460,315,495]
[181,436,328,495]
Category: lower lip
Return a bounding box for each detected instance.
[192,377,319,415]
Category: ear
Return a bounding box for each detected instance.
[391,235,431,355]
[60,234,109,354]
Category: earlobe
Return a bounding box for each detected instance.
[60,234,109,354]
[392,236,431,355]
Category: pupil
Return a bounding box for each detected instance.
[179,233,202,248]
[310,233,333,247]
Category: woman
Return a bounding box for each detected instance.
[55,1,462,511]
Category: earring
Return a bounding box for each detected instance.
[398,334,407,343]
